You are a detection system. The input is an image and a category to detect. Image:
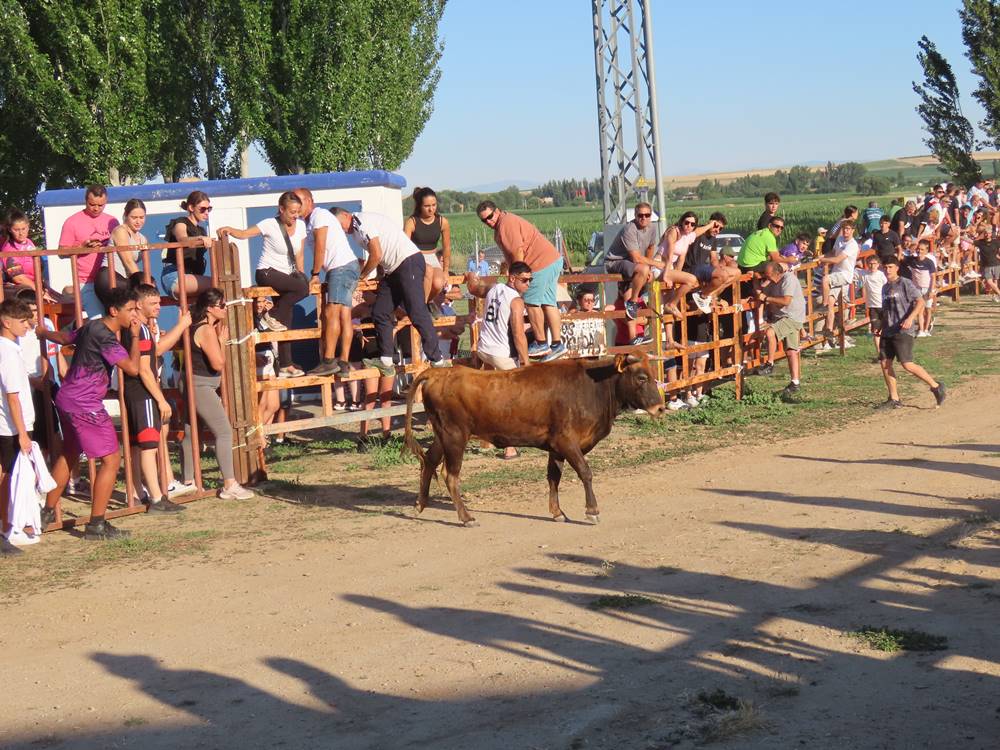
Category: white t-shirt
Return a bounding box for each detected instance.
[255,217,307,275]
[478,283,521,359]
[351,212,419,274]
[18,318,56,379]
[861,269,887,308]
[307,207,357,271]
[831,236,859,277]
[0,336,35,436]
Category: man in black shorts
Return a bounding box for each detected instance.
[877,257,946,410]
[603,202,666,319]
[122,284,186,512]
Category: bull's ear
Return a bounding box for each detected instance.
[614,354,627,372]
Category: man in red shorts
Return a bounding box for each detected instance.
[39,288,142,540]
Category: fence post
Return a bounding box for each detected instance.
[734,279,744,400]
[650,280,664,384]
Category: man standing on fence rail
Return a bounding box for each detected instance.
[876,257,946,410]
[294,188,360,377]
[476,200,566,362]
[335,209,447,376]
[756,262,806,398]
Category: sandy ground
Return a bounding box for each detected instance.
[1,372,998,749]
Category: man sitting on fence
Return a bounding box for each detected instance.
[603,202,666,322]
[335,208,447,376]
[756,261,806,398]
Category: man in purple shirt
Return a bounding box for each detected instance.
[58,185,120,320]
[38,287,141,540]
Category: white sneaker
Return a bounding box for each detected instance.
[5,529,39,546]
[219,483,254,501]
[685,395,700,408]
[167,480,197,498]
[667,399,687,411]
[843,340,856,349]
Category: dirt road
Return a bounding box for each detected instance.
[1,375,998,749]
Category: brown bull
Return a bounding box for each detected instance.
[403,353,664,526]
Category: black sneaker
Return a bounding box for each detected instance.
[83,520,131,541]
[146,497,186,513]
[40,506,56,528]
[931,382,947,407]
[1,537,24,556]
[876,398,903,411]
[782,382,800,395]
[308,359,340,376]
[758,362,774,376]
[624,300,638,320]
[337,359,352,376]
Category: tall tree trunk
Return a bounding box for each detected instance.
[108,166,121,186]
[240,142,250,178]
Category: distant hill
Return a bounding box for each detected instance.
[662,151,1000,189]
[461,178,539,193]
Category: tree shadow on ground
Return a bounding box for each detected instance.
[9,486,1000,749]
[780,453,1000,483]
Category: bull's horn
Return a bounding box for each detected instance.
[614,354,627,372]
[625,353,642,364]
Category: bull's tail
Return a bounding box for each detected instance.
[402,369,432,468]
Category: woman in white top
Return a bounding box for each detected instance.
[97,198,147,305]
[217,191,309,377]
[655,212,717,317]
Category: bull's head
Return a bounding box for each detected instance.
[613,353,665,416]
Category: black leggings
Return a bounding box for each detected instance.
[255,267,309,367]
[94,269,130,308]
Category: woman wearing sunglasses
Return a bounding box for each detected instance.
[162,190,215,299]
[179,287,253,500]
[655,212,718,318]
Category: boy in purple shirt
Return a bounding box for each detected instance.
[38,288,141,540]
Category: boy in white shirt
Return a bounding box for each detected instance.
[818,220,860,347]
[0,299,36,556]
[860,254,888,360]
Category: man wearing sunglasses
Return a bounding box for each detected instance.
[476,201,566,361]
[603,202,666,321]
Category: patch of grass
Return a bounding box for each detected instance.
[846,626,948,653]
[123,717,146,727]
[689,689,769,744]
[597,560,616,578]
[362,435,415,470]
[84,530,217,564]
[964,513,996,524]
[588,592,655,610]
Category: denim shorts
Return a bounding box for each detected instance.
[522,258,562,307]
[161,264,179,296]
[326,263,360,306]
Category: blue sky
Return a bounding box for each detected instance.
[254,1,987,189]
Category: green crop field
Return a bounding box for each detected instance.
[446,192,902,268]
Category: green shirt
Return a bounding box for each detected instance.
[738,227,777,269]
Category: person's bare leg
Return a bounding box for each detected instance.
[138,448,164,501]
[542,305,562,344]
[787,349,800,381]
[526,305,546,345]
[379,376,394,433]
[320,304,337,360]
[338,306,353,362]
[360,376,378,438]
[90,452,121,518]
[900,360,939,388]
[764,327,778,365]
[44,453,75,511]
[881,359,900,401]
[627,267,648,303]
[428,268,446,304]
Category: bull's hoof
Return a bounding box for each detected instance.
[462,519,479,528]
[552,513,568,523]
[414,502,426,515]
[585,513,601,524]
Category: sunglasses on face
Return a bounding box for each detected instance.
[479,209,496,224]
[682,220,696,226]
[636,212,652,219]
[513,275,533,283]
[197,205,213,213]
[771,223,784,230]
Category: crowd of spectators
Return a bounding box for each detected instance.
[1,178,996,552]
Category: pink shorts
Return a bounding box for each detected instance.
[58,409,119,460]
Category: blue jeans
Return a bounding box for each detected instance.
[325,263,360,306]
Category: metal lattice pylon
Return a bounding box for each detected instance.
[592,0,666,229]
